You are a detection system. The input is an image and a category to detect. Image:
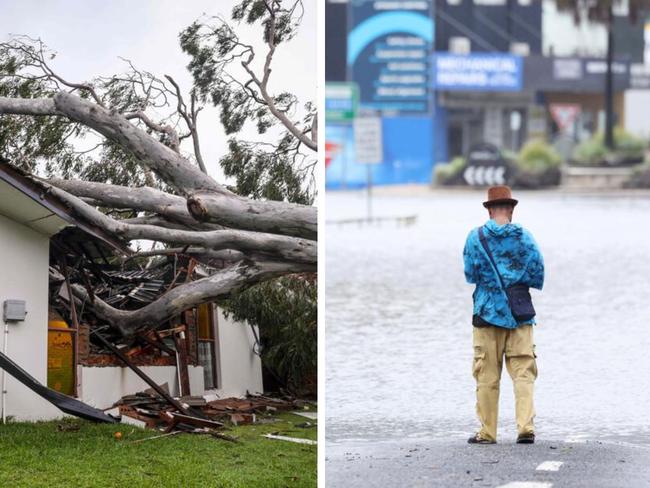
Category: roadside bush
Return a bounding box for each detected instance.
[572,128,645,165]
[573,138,608,165]
[510,139,561,188]
[434,156,465,185]
[516,139,562,174]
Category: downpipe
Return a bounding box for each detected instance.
[2,319,7,424]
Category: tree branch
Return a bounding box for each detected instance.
[0,97,58,116]
[48,176,316,239]
[164,75,207,174]
[44,183,316,264]
[71,259,311,336]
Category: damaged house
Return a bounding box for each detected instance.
[0,162,264,422]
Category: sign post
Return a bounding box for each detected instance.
[549,103,581,134]
[354,116,383,220]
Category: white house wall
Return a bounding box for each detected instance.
[79,365,205,410]
[0,214,61,421]
[0,210,263,420]
[211,307,264,398]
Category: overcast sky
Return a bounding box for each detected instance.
[0,0,317,182]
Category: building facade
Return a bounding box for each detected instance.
[325,0,650,187]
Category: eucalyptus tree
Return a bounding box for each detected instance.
[0,0,316,338]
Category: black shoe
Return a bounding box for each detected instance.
[516,433,535,444]
[467,434,496,444]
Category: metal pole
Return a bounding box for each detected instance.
[2,320,7,424]
[342,127,348,190]
[367,164,372,221]
[604,5,615,149]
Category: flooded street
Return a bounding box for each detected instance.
[325,188,650,447]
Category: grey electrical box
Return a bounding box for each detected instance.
[3,300,27,322]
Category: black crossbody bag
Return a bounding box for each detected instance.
[478,226,536,322]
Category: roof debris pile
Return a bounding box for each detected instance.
[48,233,224,353]
[113,391,308,436]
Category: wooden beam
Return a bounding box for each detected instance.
[92,332,194,416]
[174,331,191,396]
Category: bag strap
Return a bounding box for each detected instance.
[478,226,507,292]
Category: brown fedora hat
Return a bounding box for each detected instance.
[483,185,518,208]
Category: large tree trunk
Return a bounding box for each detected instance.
[0,94,317,239]
[70,260,311,337]
[0,92,317,337]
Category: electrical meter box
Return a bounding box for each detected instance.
[3,300,27,322]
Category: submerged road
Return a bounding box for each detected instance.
[326,189,650,486]
[326,439,650,487]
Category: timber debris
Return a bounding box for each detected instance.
[113,391,306,435]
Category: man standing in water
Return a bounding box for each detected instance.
[463,186,544,444]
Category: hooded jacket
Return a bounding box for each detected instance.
[463,219,544,329]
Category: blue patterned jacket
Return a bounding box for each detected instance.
[463,219,544,329]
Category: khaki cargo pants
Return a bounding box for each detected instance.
[472,324,537,442]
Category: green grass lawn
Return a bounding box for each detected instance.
[0,411,316,487]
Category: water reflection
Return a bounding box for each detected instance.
[325,190,650,446]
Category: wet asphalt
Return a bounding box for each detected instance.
[326,439,650,488]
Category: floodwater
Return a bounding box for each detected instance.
[325,188,650,446]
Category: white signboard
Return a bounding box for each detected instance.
[353,116,383,164]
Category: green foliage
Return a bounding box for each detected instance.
[572,127,646,164]
[610,126,646,157]
[222,274,317,396]
[516,139,562,174]
[0,46,86,175]
[179,1,315,205]
[221,137,312,204]
[0,413,316,487]
[434,156,465,184]
[0,39,170,188]
[572,137,608,164]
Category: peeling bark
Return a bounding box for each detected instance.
[187,192,316,240]
[71,260,310,336]
[45,184,316,265]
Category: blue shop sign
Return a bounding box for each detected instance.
[347,0,434,114]
[432,53,523,91]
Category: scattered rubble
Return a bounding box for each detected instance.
[113,390,313,438]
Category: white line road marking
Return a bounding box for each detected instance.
[497,482,553,488]
[536,461,564,471]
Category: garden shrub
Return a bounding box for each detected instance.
[434,156,465,184]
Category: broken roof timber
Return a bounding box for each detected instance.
[0,160,130,255]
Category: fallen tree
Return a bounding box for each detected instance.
[0,1,316,337]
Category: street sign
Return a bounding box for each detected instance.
[463,142,509,186]
[353,116,383,164]
[325,142,340,168]
[326,82,359,122]
[549,103,580,132]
